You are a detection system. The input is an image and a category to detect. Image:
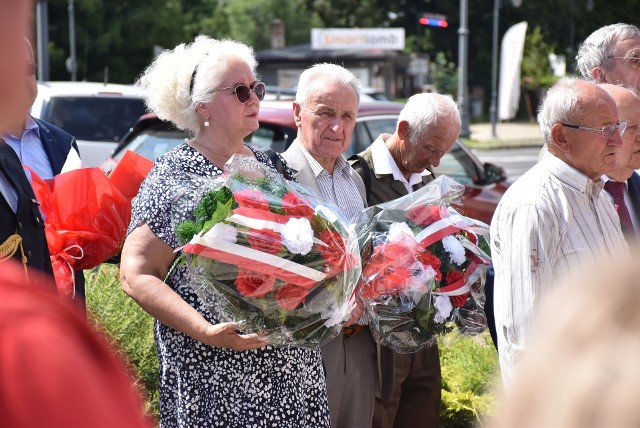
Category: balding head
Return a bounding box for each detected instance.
[600,83,640,180]
[539,77,623,180]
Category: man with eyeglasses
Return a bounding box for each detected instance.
[490,77,629,387]
[598,84,640,240]
[348,92,460,428]
[576,23,640,95]
[1,38,84,300]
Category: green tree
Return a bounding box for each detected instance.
[521,26,558,91]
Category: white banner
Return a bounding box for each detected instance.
[498,22,528,121]
[311,28,405,51]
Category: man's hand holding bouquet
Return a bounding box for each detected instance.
[174,155,361,348]
[359,176,490,353]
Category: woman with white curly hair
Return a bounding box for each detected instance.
[120,36,330,427]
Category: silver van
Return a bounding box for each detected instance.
[31,82,147,166]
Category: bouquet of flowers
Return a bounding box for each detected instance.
[28,150,153,297]
[174,155,361,348]
[359,175,490,353]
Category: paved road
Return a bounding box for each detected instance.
[473,146,542,182]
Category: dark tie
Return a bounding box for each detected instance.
[604,180,635,234]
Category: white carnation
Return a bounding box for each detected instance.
[281,217,314,255]
[388,222,417,249]
[203,223,238,243]
[442,235,466,265]
[433,295,453,323]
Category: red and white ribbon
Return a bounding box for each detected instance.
[183,234,326,289]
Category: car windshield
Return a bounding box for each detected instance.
[44,96,146,142]
[115,130,186,162]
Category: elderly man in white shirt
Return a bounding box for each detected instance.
[490,77,629,386]
[349,93,460,428]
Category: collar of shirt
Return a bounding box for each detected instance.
[299,142,350,178]
[370,134,431,191]
[543,151,604,199]
[4,115,40,141]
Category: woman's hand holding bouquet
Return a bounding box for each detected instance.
[175,155,362,348]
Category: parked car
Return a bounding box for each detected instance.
[31,81,147,166]
[103,100,509,224]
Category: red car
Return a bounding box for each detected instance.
[103,100,509,224]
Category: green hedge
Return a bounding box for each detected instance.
[86,265,499,426]
[85,265,159,420]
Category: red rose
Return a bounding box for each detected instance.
[281,192,315,218]
[316,230,358,276]
[361,266,413,298]
[235,268,276,298]
[247,228,282,254]
[234,189,271,210]
[415,246,442,281]
[445,271,469,307]
[361,242,415,298]
[406,204,446,226]
[363,241,413,278]
[275,283,310,310]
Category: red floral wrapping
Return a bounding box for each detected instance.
[358,175,491,353]
[28,150,153,297]
[175,155,361,348]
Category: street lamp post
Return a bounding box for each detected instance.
[36,0,50,81]
[489,0,500,139]
[67,0,78,81]
[457,0,471,138]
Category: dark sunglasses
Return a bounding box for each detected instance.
[26,63,37,76]
[210,81,266,103]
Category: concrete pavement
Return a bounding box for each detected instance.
[466,121,544,149]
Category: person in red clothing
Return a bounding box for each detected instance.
[0,260,153,428]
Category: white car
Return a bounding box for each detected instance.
[31,82,147,166]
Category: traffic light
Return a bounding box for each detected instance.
[419,14,448,28]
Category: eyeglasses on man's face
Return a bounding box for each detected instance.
[561,121,627,140]
[607,55,640,68]
[209,81,266,103]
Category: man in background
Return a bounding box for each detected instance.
[576,23,640,95]
[0,0,55,286]
[282,63,376,428]
[599,84,640,240]
[349,92,460,428]
[1,38,85,302]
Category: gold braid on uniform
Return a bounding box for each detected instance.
[0,232,29,280]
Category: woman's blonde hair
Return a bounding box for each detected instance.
[135,35,257,134]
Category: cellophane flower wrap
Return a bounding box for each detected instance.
[174,155,361,348]
[359,175,491,353]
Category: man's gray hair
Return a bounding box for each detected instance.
[398,93,460,144]
[537,77,584,144]
[576,23,640,79]
[295,63,361,109]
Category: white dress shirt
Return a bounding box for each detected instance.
[370,134,431,193]
[490,151,628,386]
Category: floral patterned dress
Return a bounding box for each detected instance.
[129,143,330,428]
